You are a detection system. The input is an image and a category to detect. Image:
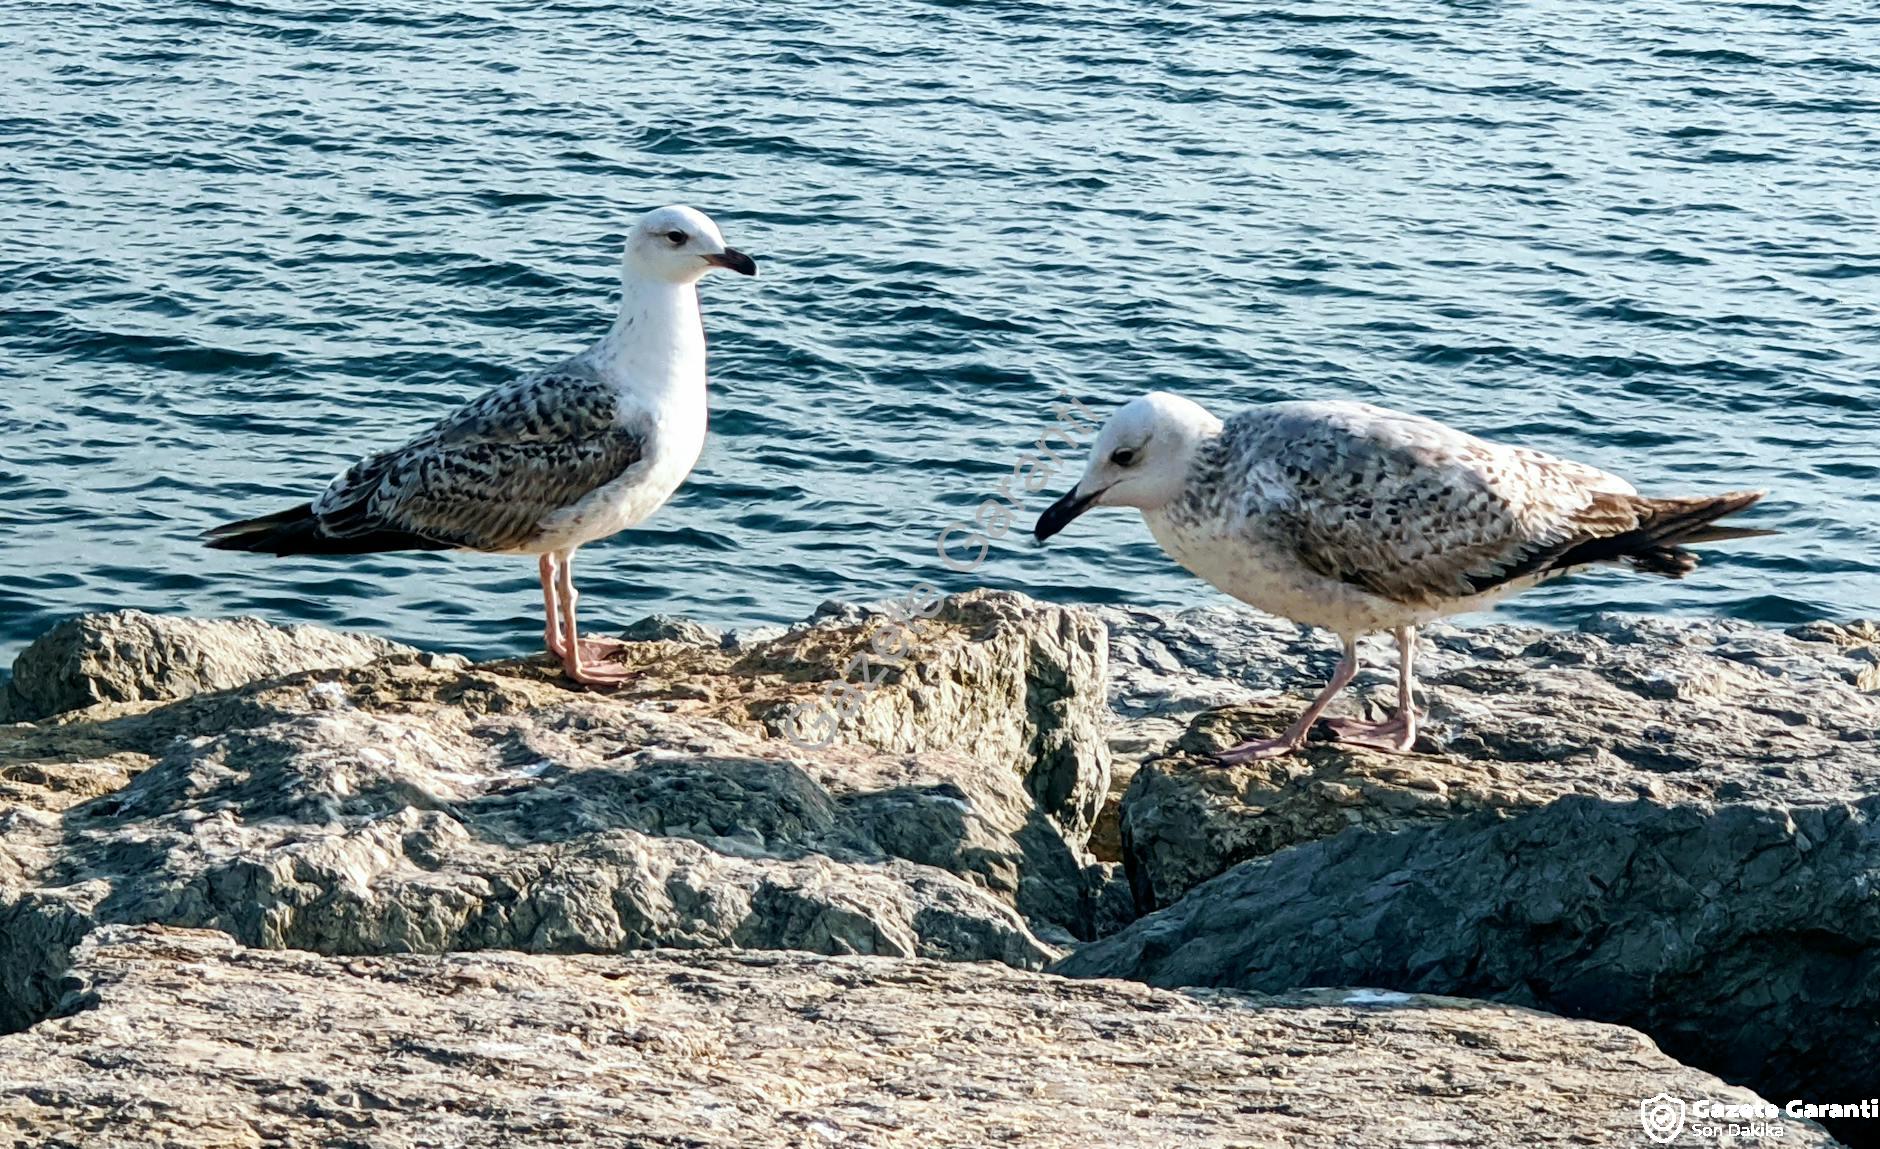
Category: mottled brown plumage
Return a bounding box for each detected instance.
[307,368,649,554]
[1034,391,1772,763]
[1190,401,1764,615]
[202,203,756,686]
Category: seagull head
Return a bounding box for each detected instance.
[625,205,758,284]
[1034,391,1222,542]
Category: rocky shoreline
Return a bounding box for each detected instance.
[2,594,1875,1146]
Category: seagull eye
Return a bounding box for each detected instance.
[665,230,687,245]
[1110,447,1138,467]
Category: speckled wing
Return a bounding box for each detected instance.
[310,368,646,553]
[1235,402,1638,607]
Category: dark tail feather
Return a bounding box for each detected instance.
[1564,490,1769,579]
[202,503,318,552]
[1674,523,1780,546]
[202,503,451,556]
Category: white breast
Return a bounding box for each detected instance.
[533,388,708,553]
[1145,508,1430,637]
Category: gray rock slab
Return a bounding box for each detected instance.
[0,925,1840,1149]
[1,609,414,722]
[1098,606,1880,910]
[1058,795,1880,1131]
[0,593,1120,1032]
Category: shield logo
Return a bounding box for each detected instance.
[1640,1093,1687,1144]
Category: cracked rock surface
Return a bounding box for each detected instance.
[0,609,417,723]
[1075,605,1880,1139]
[2,594,1871,1145]
[1096,607,1880,910]
[0,592,1113,1034]
[0,925,1839,1149]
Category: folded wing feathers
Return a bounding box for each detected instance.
[1247,404,1769,606]
[213,367,647,556]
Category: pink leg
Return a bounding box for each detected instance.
[558,550,629,661]
[1216,637,1361,765]
[540,554,567,658]
[554,550,633,687]
[1321,625,1420,753]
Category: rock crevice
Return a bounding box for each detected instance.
[0,925,1840,1149]
[4,596,1875,1145]
[0,593,1113,1035]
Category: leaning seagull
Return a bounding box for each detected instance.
[204,205,756,686]
[1033,393,1770,762]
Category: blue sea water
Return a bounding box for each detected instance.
[1,0,1875,666]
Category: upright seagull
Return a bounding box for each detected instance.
[205,205,756,686]
[1033,392,1770,763]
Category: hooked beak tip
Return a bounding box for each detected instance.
[1033,486,1097,543]
[707,247,758,276]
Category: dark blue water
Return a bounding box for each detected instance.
[2,0,1875,666]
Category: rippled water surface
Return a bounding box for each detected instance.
[2,0,1875,664]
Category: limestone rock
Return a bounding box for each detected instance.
[0,696,1051,1031]
[0,925,1839,1149]
[764,589,1113,841]
[1066,605,1880,1143]
[1790,619,1880,692]
[1101,607,1880,909]
[0,593,1119,1033]
[0,609,414,722]
[4,594,1114,859]
[620,612,723,646]
[1058,795,1880,1140]
[7,595,1874,1143]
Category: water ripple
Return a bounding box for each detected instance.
[0,0,1874,665]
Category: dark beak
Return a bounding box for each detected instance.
[705,247,757,276]
[1033,486,1098,543]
